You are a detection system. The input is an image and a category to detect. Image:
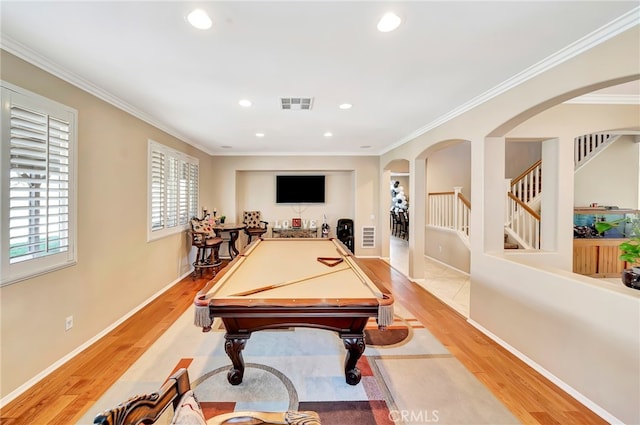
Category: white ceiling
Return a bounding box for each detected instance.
[1,1,638,156]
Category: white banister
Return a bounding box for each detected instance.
[506,192,540,249]
[428,189,470,243]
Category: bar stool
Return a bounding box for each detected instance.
[190,217,223,279]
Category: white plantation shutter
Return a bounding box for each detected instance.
[188,163,199,221]
[150,149,165,231]
[148,140,198,240]
[166,156,179,228]
[1,84,77,285]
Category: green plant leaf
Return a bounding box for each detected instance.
[594,217,626,234]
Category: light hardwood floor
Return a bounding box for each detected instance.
[0,259,606,425]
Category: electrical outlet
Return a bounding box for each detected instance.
[65,315,73,331]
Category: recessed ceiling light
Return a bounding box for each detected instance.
[324,132,333,138]
[360,145,372,149]
[187,9,212,30]
[221,145,232,149]
[377,12,401,32]
[339,103,352,110]
[239,99,252,107]
[255,133,265,138]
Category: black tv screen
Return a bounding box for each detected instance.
[276,175,325,203]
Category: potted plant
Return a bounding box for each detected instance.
[619,213,640,290]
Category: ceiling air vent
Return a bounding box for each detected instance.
[281,97,313,110]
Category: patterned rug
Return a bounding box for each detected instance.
[78,303,519,424]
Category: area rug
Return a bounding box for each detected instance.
[78,302,519,424]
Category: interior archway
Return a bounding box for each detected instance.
[383,159,410,275]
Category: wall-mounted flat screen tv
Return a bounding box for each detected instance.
[276,175,325,203]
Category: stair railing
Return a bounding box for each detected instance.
[506,192,540,249]
[510,160,542,205]
[574,133,617,170]
[428,187,471,244]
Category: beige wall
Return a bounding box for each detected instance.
[424,141,472,270]
[235,170,355,243]
[208,155,380,255]
[505,141,542,179]
[0,51,214,399]
[380,27,640,424]
[425,141,471,196]
[0,50,381,402]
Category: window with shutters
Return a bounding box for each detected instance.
[148,140,198,241]
[1,83,78,286]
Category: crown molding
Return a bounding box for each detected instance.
[0,36,216,156]
[2,5,637,158]
[565,94,639,105]
[381,6,640,155]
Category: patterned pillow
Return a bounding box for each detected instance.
[243,211,261,227]
[191,219,214,236]
[170,390,206,425]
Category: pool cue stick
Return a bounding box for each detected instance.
[230,266,350,296]
[341,253,385,298]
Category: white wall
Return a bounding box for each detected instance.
[574,136,640,208]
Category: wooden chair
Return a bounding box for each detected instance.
[391,211,402,237]
[93,368,321,425]
[242,211,269,243]
[190,217,223,278]
[399,210,409,240]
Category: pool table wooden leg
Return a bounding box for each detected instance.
[341,334,365,385]
[224,334,250,385]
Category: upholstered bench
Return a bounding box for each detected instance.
[93,368,320,425]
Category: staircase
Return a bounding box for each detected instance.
[505,161,542,249]
[506,132,621,249]
[428,133,627,251]
[574,133,619,171]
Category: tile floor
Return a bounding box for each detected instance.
[388,237,636,317]
[389,236,470,317]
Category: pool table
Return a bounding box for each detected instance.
[194,238,394,386]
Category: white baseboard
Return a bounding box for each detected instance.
[467,319,623,425]
[0,271,191,409]
[424,254,470,276]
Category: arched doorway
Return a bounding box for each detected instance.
[385,159,410,275]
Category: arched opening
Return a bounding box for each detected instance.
[498,79,639,285]
[384,159,410,275]
[415,139,472,316]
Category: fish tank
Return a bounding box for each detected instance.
[573,207,638,238]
